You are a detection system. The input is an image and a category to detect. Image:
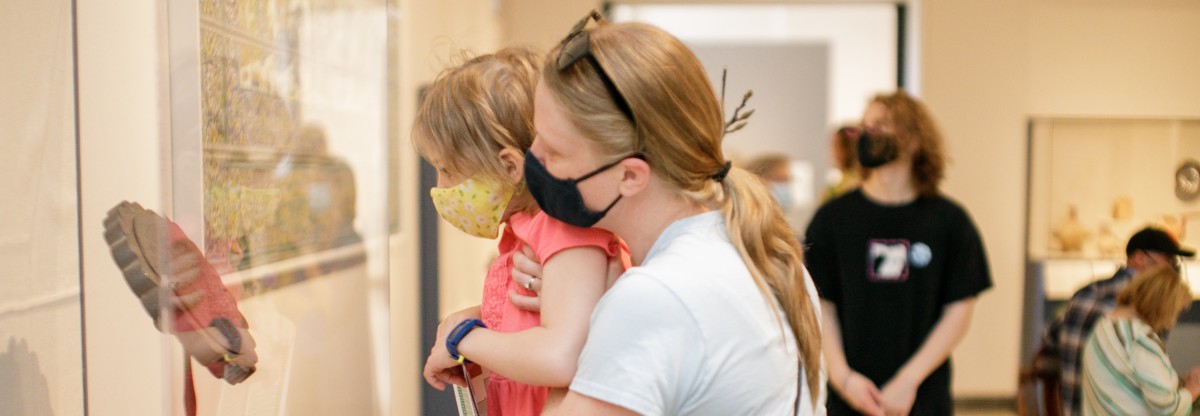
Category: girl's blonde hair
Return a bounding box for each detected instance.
[542,20,822,407]
[412,47,541,190]
[1117,265,1192,332]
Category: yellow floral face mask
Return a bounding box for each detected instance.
[429,176,516,239]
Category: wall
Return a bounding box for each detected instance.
[0,0,84,414]
[920,0,1031,397]
[1026,1,1200,118]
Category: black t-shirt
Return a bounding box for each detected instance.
[804,189,992,415]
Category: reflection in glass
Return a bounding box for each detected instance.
[166,0,392,414]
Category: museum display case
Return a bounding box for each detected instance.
[1021,117,1200,363]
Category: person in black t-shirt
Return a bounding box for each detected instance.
[804,90,992,416]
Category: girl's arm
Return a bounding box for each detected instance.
[434,246,610,387]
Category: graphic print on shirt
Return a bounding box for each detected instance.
[867,239,910,282]
[909,242,932,268]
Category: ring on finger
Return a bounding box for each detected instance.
[522,278,533,290]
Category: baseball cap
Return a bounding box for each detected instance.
[1126,227,1196,258]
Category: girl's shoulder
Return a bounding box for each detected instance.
[511,211,623,262]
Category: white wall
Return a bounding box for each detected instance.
[0,0,84,414]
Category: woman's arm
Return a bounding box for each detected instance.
[1130,332,1194,415]
[455,246,610,386]
[548,391,639,415]
[879,297,975,416]
[822,300,885,416]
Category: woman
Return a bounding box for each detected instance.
[522,11,825,415]
[1080,265,1200,415]
[804,91,992,415]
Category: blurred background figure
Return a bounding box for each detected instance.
[1042,226,1195,415]
[746,153,796,213]
[1079,265,1200,415]
[822,125,862,203]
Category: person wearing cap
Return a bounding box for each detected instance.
[1041,227,1196,415]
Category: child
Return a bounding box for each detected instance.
[413,47,626,415]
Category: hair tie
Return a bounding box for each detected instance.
[712,161,732,182]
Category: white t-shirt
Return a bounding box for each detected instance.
[570,211,827,415]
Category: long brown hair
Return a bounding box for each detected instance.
[542,20,822,408]
[867,90,946,196]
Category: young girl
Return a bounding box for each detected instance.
[413,48,626,415]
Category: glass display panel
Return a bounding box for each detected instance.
[154,1,393,414]
[0,0,85,414]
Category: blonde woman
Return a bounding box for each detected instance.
[521,11,825,415]
[1080,265,1200,415]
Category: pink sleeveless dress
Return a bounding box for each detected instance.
[479,211,624,416]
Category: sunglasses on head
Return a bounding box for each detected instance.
[556,10,636,124]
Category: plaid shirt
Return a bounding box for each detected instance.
[1041,267,1133,416]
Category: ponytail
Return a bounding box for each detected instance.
[720,168,822,409]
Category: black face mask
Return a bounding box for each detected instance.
[523,153,642,228]
[856,129,900,169]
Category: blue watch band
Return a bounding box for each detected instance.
[446,319,487,364]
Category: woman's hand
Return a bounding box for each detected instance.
[509,245,543,312]
[1184,366,1200,400]
[422,307,480,390]
[510,244,624,312]
[880,376,919,416]
[837,371,885,416]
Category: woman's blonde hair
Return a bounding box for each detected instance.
[865,90,946,196]
[412,47,541,190]
[542,20,822,407]
[1117,265,1192,332]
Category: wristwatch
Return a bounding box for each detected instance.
[446,319,487,364]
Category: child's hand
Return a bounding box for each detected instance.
[423,355,466,391]
[423,315,474,390]
[509,245,543,312]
